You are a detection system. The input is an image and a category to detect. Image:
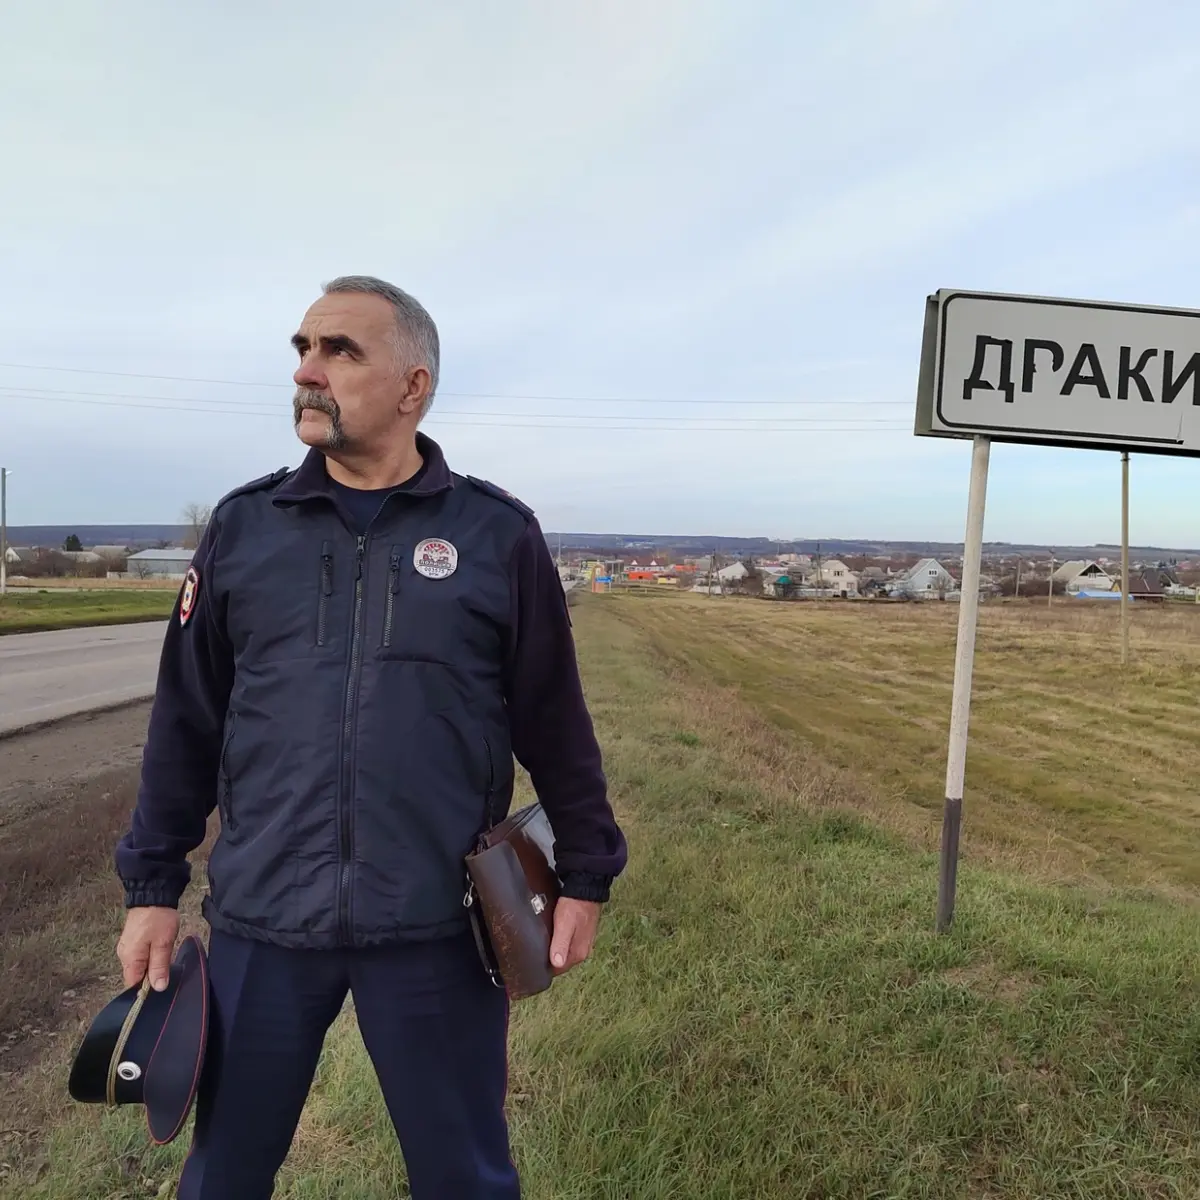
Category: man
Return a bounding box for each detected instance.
[114,275,628,1199]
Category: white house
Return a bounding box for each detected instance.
[716,561,750,583]
[810,559,859,597]
[891,558,958,599]
[1053,560,1115,594]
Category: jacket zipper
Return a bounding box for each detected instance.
[219,714,237,831]
[337,534,368,942]
[382,546,402,647]
[317,541,333,645]
[482,737,495,830]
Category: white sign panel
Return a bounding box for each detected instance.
[915,289,1200,456]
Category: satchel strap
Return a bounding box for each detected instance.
[464,892,505,989]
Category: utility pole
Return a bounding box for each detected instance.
[1014,555,1022,599]
[1048,552,1055,608]
[1121,452,1130,666]
[0,466,8,596]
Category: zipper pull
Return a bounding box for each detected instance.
[355,536,366,579]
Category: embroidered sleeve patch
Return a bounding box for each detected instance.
[179,567,200,627]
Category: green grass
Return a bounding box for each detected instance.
[0,590,175,634]
[9,594,1200,1198]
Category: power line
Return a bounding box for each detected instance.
[0,391,908,432]
[0,385,902,425]
[0,360,285,388]
[0,359,908,406]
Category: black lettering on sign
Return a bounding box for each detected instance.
[1118,347,1157,403]
[1060,343,1110,399]
[1020,339,1064,393]
[1161,350,1200,405]
[963,335,1014,403]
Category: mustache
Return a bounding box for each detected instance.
[293,388,340,420]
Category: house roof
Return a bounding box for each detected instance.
[127,548,193,561]
[1053,560,1111,583]
[1129,571,1164,595]
[897,557,946,581]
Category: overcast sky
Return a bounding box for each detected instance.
[5,0,1200,546]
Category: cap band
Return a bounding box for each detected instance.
[106,975,152,1107]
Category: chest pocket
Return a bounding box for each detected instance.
[224,530,342,662]
[376,547,505,666]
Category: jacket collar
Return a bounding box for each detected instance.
[273,431,455,507]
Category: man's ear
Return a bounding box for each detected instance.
[397,366,431,417]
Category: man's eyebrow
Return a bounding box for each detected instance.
[319,333,365,358]
[289,331,366,359]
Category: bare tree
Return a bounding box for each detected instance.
[182,502,213,550]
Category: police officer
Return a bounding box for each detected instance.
[113,275,628,1199]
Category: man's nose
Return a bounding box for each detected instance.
[294,354,327,390]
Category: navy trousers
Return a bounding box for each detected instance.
[176,928,520,1199]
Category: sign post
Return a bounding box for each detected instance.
[1121,452,1130,666]
[936,434,990,933]
[916,288,1200,931]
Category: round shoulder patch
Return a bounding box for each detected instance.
[414,538,458,580]
[179,567,200,626]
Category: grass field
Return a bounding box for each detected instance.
[0,590,177,634]
[3,577,180,590]
[7,592,1200,1198]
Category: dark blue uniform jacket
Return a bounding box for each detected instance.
[115,433,627,948]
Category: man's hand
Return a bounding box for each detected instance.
[117,907,180,991]
[548,898,602,976]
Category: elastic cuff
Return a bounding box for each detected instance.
[559,871,614,903]
[122,880,183,909]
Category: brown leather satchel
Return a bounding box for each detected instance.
[463,801,560,1000]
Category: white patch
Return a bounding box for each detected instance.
[414,538,459,580]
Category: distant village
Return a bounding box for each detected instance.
[4,536,1199,604]
[561,549,1200,602]
[3,542,196,581]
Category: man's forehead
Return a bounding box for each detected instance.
[298,292,393,337]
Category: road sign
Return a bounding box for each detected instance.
[595,576,612,583]
[911,286,1195,934]
[915,289,1200,457]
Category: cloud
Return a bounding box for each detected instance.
[3,0,1200,546]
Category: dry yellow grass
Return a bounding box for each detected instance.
[4,577,179,590]
[612,590,1200,896]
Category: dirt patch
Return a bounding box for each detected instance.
[0,704,151,800]
[0,703,220,1166]
[944,962,1037,1004]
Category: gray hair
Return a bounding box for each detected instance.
[322,275,440,416]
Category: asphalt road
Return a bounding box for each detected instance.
[0,622,167,736]
[0,577,580,738]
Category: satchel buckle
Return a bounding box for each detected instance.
[530,893,547,915]
[463,879,476,908]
